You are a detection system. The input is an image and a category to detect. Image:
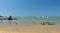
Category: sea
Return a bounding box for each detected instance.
[0,16,60,25]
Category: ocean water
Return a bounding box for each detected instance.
[16,16,60,23]
[15,16,60,24]
[0,16,60,25]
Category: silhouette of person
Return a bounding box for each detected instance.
[8,16,12,24]
[8,16,12,20]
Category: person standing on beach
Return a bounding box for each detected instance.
[8,16,12,24]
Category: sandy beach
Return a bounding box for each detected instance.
[0,21,60,33]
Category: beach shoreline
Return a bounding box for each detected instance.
[0,21,60,33]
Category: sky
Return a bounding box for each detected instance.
[0,0,60,16]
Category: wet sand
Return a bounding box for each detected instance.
[0,23,60,33]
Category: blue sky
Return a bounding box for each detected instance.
[0,0,60,16]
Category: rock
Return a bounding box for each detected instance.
[40,22,47,25]
[48,23,56,25]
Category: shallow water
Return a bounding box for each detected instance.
[0,20,59,26]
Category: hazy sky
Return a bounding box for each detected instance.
[0,0,60,16]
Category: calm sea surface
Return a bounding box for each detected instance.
[0,16,60,25]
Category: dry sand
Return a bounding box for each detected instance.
[0,23,60,33]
